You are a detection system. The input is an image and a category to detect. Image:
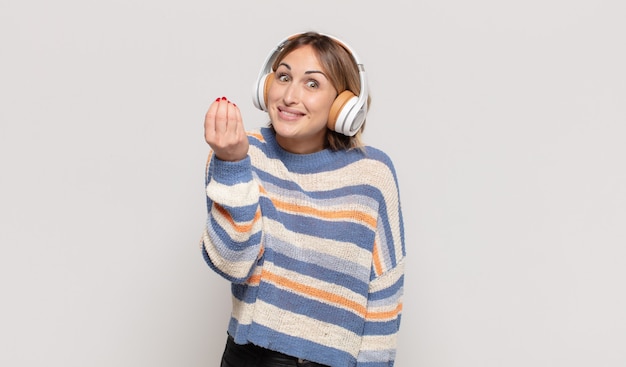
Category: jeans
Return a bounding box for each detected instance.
[220,335,330,367]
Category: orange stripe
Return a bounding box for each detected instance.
[262,270,367,317]
[367,303,403,320]
[372,241,384,277]
[273,199,377,228]
[249,132,264,141]
[205,151,214,177]
[247,274,261,285]
[214,204,261,233]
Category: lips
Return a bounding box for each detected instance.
[277,106,305,121]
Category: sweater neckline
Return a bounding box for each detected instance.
[260,127,339,172]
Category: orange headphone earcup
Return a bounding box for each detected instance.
[262,73,274,111]
[328,90,357,131]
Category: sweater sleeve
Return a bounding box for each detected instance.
[357,158,406,367]
[356,260,405,366]
[200,151,264,283]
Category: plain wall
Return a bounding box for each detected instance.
[1,0,624,366]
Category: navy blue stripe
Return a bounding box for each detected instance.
[208,156,253,185]
[217,202,259,222]
[362,318,401,336]
[255,166,386,202]
[377,198,401,266]
[356,362,396,367]
[207,215,263,251]
[369,275,404,301]
[259,283,364,334]
[262,211,375,250]
[271,252,368,294]
[201,244,250,283]
[231,282,259,303]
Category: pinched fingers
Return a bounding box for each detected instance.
[231,101,244,135]
[214,96,231,136]
[204,96,248,161]
[204,97,226,140]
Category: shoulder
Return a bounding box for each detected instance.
[350,145,399,179]
[362,146,396,169]
[335,145,401,192]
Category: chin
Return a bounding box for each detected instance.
[272,121,299,137]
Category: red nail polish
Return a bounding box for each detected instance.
[215,97,221,102]
[233,103,237,107]
[221,96,227,101]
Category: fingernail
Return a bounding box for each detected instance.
[215,97,221,102]
[221,96,227,101]
[233,103,237,107]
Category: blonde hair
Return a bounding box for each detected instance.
[269,32,371,151]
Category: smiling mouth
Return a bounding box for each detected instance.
[277,107,305,119]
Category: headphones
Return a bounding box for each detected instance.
[252,32,369,137]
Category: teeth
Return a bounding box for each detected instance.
[281,110,300,117]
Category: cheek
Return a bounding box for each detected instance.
[312,94,337,114]
[266,81,281,104]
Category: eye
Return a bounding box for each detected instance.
[276,73,290,83]
[306,80,319,88]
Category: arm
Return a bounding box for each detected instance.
[200,97,262,283]
[357,158,406,367]
[357,260,405,367]
[200,152,264,283]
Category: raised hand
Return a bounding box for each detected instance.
[204,96,249,162]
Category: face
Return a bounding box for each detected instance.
[267,45,338,154]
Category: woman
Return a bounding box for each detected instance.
[201,31,405,367]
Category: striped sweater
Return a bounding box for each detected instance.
[201,127,405,367]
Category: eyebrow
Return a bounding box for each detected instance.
[278,62,328,78]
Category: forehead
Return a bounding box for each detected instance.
[278,45,323,70]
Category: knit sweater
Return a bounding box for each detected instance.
[201,127,405,367]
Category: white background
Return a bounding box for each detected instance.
[1,1,625,366]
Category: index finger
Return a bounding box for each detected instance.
[204,97,222,134]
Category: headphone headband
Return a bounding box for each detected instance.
[252,32,369,136]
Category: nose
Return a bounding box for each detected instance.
[282,82,301,105]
